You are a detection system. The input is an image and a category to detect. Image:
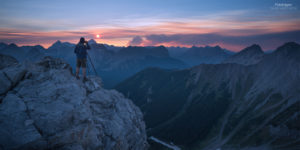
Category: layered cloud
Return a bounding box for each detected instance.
[128,30,300,51]
[0,29,95,48]
[0,5,299,51]
[128,36,144,45]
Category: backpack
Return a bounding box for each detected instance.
[74,43,86,55]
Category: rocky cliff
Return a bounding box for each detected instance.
[0,55,148,150]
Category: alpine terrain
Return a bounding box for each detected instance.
[0,41,186,88]
[115,42,300,150]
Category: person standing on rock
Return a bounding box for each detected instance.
[74,37,90,81]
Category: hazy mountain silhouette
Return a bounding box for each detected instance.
[0,40,187,88]
[0,43,45,62]
[179,45,234,66]
[97,45,187,87]
[223,44,265,65]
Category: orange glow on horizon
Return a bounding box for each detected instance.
[1,18,299,51]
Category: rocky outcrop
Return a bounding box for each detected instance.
[0,54,18,69]
[0,55,148,150]
[0,54,26,96]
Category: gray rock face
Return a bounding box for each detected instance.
[0,55,148,150]
[0,55,26,96]
[0,54,18,69]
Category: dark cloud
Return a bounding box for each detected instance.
[128,36,144,46]
[143,30,300,50]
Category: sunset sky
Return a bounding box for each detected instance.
[0,0,299,51]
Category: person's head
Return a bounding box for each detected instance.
[79,37,85,43]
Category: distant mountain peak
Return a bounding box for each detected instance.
[274,42,300,59]
[156,45,164,48]
[52,40,73,46]
[118,45,170,58]
[276,42,300,53]
[181,45,231,66]
[34,45,45,50]
[223,44,264,65]
[88,39,97,45]
[156,45,167,50]
[88,39,107,50]
[7,43,18,49]
[283,41,299,46]
[49,40,62,48]
[54,40,62,44]
[240,44,263,54]
[48,40,75,50]
[248,44,260,48]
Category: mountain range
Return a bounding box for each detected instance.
[1,40,236,88]
[0,43,45,62]
[115,42,300,150]
[179,45,234,66]
[1,39,299,149]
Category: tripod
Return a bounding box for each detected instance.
[87,53,98,76]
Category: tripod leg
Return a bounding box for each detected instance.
[87,53,98,76]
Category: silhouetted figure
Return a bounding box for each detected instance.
[74,37,90,81]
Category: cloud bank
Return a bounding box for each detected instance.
[128,30,300,51]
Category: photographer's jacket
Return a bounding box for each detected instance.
[74,43,91,59]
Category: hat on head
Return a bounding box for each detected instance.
[80,37,85,43]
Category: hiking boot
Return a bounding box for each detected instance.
[76,76,80,80]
